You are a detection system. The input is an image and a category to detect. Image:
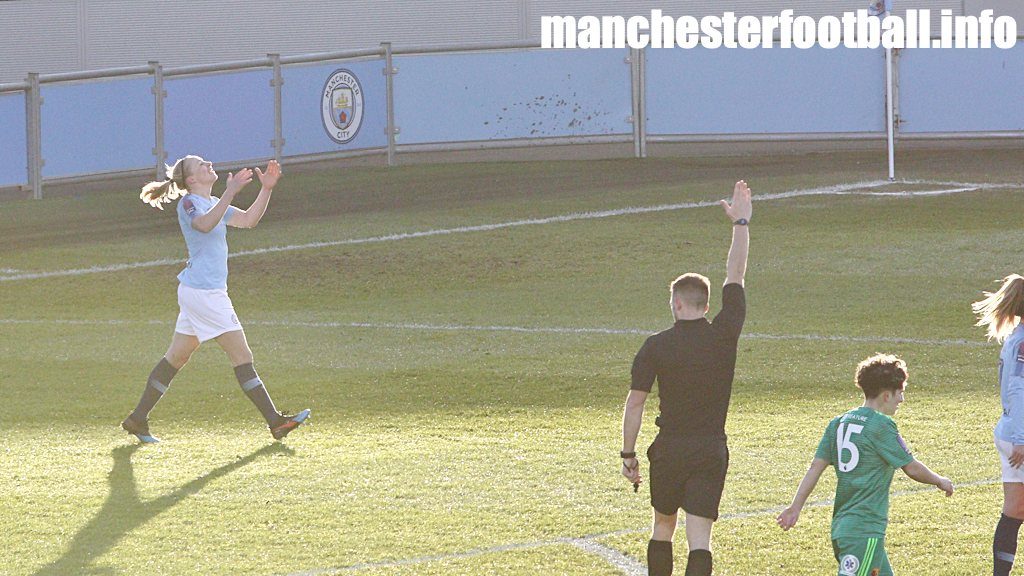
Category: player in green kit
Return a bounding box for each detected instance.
[776,354,954,575]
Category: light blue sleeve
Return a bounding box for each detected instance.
[179,195,201,223]
[1004,340,1024,445]
[1009,384,1024,446]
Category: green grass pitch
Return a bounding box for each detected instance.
[1,147,1022,575]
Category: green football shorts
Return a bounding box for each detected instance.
[831,537,893,576]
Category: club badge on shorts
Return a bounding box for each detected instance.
[839,554,860,575]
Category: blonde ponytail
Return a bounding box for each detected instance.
[973,274,1024,342]
[139,157,189,210]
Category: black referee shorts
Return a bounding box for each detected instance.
[646,433,729,520]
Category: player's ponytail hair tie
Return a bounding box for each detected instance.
[139,158,188,210]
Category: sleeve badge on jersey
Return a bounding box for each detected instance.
[1016,342,1024,364]
[182,197,196,216]
[897,435,912,455]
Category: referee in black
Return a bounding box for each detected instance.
[621,180,751,576]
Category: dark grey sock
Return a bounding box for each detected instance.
[995,513,1022,576]
[647,539,673,576]
[684,549,711,576]
[131,358,177,421]
[234,362,279,425]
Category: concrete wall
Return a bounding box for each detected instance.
[0,0,974,83]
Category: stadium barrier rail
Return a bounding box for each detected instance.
[0,38,1021,199]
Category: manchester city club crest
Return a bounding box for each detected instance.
[321,69,364,144]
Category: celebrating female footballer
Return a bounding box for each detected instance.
[121,155,309,443]
[974,274,1024,576]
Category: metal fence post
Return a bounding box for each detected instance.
[25,72,42,200]
[382,42,397,166]
[150,61,166,180]
[269,53,284,163]
[628,49,641,159]
[637,47,647,159]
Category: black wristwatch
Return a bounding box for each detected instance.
[620,451,636,459]
[733,218,749,226]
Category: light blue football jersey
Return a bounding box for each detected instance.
[995,324,1024,445]
[176,193,238,290]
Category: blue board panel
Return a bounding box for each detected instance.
[281,59,387,155]
[40,77,153,178]
[394,49,632,144]
[0,92,26,187]
[647,46,886,135]
[165,70,274,164]
[899,45,1024,133]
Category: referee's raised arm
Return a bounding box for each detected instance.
[720,180,752,287]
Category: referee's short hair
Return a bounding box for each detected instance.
[670,273,711,308]
[855,353,908,399]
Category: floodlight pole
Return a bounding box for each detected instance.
[884,27,896,181]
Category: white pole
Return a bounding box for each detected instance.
[884,16,895,181]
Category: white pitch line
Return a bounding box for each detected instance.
[0,318,164,326]
[0,317,990,347]
[743,331,985,348]
[569,539,647,576]
[280,478,1000,576]
[1,180,1017,283]
[561,477,1001,576]
[259,320,989,347]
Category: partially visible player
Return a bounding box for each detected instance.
[621,180,751,576]
[121,155,309,443]
[777,354,953,576]
[973,274,1024,576]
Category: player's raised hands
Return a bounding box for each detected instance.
[720,180,753,222]
[224,167,254,198]
[256,160,282,190]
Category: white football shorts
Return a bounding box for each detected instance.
[174,283,242,342]
[995,435,1024,483]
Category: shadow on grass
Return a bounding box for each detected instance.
[32,442,293,576]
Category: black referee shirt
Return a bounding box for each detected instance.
[630,283,746,438]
